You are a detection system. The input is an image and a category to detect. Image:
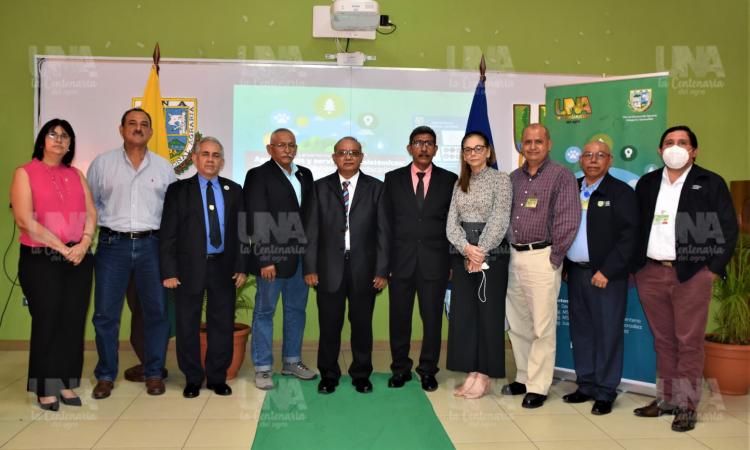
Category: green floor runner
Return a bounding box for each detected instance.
[251,373,454,450]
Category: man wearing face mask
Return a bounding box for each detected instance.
[632,125,737,432]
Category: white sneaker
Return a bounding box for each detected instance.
[281,361,317,380]
[255,371,274,390]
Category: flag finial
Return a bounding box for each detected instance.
[479,54,486,83]
[152,43,161,75]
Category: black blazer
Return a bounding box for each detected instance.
[243,159,315,278]
[159,174,248,295]
[634,164,738,281]
[383,164,457,280]
[303,171,390,293]
[565,173,638,281]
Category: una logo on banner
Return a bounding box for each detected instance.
[132,97,198,174]
[628,89,653,113]
[554,96,592,121]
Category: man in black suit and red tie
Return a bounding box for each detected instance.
[304,136,390,395]
[159,136,248,398]
[383,126,458,392]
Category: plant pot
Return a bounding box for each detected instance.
[199,323,251,380]
[703,337,750,395]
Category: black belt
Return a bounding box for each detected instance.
[100,227,158,239]
[511,241,551,252]
[647,257,674,267]
[206,253,223,260]
[569,261,591,269]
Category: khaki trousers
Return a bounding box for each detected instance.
[506,247,562,395]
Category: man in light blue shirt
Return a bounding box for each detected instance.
[562,141,638,415]
[243,128,317,390]
[87,108,176,399]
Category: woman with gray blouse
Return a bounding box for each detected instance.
[446,131,512,399]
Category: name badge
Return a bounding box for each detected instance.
[525,197,538,208]
[653,210,670,225]
[581,199,589,211]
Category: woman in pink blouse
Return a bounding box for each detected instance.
[10,119,96,411]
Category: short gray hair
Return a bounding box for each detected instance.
[196,135,224,156]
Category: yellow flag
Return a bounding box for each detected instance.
[141,65,170,160]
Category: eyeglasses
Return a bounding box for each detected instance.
[410,140,436,149]
[581,151,611,160]
[462,145,487,155]
[47,131,71,141]
[270,142,298,150]
[334,150,363,158]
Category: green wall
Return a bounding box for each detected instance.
[0,0,747,341]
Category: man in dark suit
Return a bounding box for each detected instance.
[562,140,638,415]
[304,137,390,394]
[160,136,248,398]
[632,125,737,432]
[243,128,317,390]
[383,126,457,392]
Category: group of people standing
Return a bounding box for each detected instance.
[11,109,736,434]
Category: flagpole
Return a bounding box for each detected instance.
[153,43,161,75]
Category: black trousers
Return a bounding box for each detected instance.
[388,270,448,377]
[446,251,508,378]
[175,257,235,385]
[567,264,627,401]
[317,258,376,381]
[19,245,93,396]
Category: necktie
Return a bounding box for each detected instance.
[416,172,425,211]
[206,181,222,248]
[342,181,350,230]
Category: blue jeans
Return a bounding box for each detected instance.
[251,262,309,372]
[93,232,169,381]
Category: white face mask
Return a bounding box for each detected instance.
[662,145,690,170]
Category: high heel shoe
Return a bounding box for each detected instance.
[37,397,60,411]
[453,372,478,397]
[463,374,491,399]
[60,395,82,406]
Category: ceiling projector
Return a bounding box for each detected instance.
[331,0,380,31]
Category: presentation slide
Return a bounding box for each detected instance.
[233,85,472,181]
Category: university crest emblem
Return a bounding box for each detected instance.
[132,98,198,174]
[628,89,652,113]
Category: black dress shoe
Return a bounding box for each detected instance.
[206,383,232,396]
[562,390,593,404]
[501,381,527,395]
[522,392,547,409]
[591,400,613,415]
[183,383,201,398]
[420,374,438,392]
[671,407,697,432]
[352,378,373,394]
[318,378,338,394]
[388,372,412,388]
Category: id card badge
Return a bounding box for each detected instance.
[653,210,670,225]
[525,197,538,208]
[581,199,589,211]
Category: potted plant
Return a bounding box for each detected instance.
[199,277,255,380]
[704,233,750,395]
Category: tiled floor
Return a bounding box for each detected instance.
[0,347,747,449]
